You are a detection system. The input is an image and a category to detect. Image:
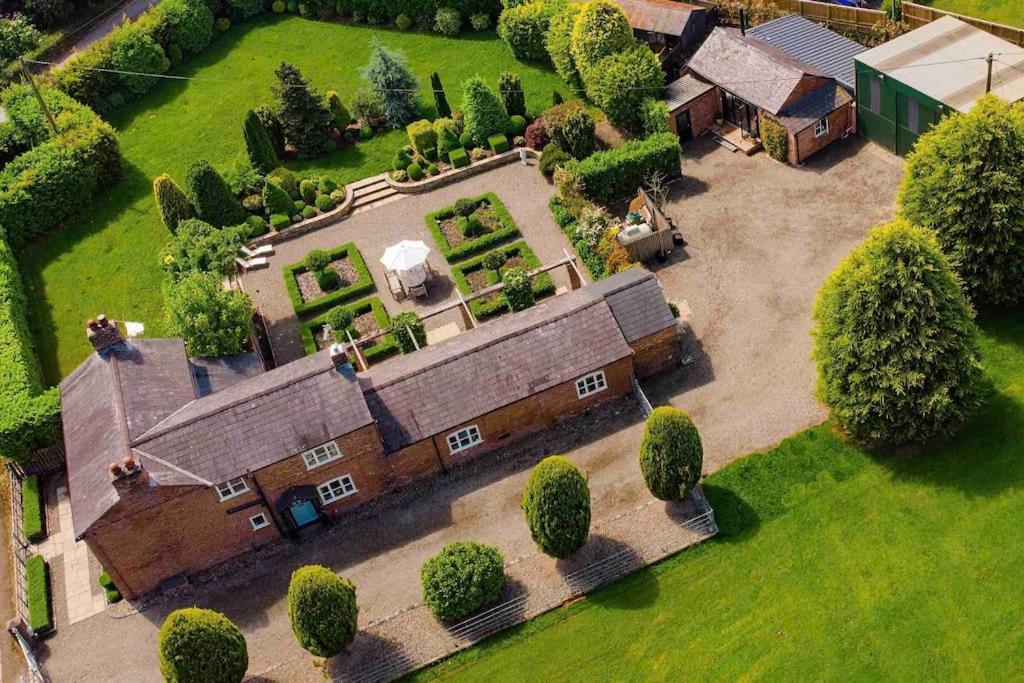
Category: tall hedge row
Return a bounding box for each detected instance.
[562,132,680,204]
[334,0,500,25]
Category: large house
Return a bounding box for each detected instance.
[61,269,680,598]
[665,16,866,164]
[855,16,1024,156]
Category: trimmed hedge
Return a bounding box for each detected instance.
[288,565,358,657]
[283,242,374,316]
[26,555,52,634]
[563,132,681,205]
[158,608,248,683]
[420,541,505,621]
[424,192,520,263]
[22,475,45,543]
[0,233,62,467]
[451,240,554,319]
[448,147,469,168]
[488,134,509,153]
[299,297,399,365]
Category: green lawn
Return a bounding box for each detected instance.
[20,15,569,384]
[931,0,1024,27]
[415,313,1024,681]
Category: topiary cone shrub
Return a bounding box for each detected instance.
[521,456,590,558]
[638,407,703,501]
[287,565,358,657]
[420,541,505,621]
[158,607,248,683]
[813,220,984,445]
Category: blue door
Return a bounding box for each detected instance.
[290,499,318,527]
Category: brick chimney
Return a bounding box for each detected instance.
[329,342,351,369]
[110,455,148,493]
[87,314,127,356]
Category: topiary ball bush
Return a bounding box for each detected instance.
[407,163,425,181]
[158,608,248,683]
[453,197,477,217]
[299,179,317,204]
[305,248,331,272]
[215,17,230,31]
[393,149,412,171]
[469,12,490,30]
[395,13,412,30]
[421,542,505,621]
[294,200,306,214]
[316,194,335,211]
[508,115,526,136]
[434,6,461,35]
[272,0,285,11]
[638,407,703,501]
[316,268,340,291]
[521,456,590,558]
[242,194,263,212]
[270,213,290,231]
[244,215,268,237]
[359,125,374,140]
[287,565,358,657]
[459,131,474,149]
[324,305,355,336]
[302,205,317,219]
[426,163,439,176]
[286,0,298,11]
[318,177,338,194]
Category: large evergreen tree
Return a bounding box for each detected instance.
[363,40,420,128]
[813,220,984,445]
[899,94,1024,307]
[242,110,278,174]
[153,173,195,233]
[461,76,509,145]
[184,159,248,227]
[272,62,333,157]
[430,72,451,119]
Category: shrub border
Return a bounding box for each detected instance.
[298,296,399,365]
[425,192,520,263]
[283,242,374,317]
[451,239,554,319]
[22,475,45,544]
[26,554,52,635]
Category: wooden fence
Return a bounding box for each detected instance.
[903,2,1024,46]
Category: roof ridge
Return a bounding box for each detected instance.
[363,295,607,394]
[133,354,332,445]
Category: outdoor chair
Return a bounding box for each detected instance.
[235,256,269,271]
[384,269,406,301]
[240,244,274,258]
[409,283,428,299]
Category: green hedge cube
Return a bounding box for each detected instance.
[488,134,509,154]
[449,147,469,168]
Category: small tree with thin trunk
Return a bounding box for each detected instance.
[153,173,195,233]
[242,110,278,174]
[502,267,534,312]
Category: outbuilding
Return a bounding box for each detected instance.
[613,0,709,77]
[855,15,1024,155]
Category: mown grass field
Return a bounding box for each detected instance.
[414,313,1024,681]
[21,15,569,384]
[931,0,1024,27]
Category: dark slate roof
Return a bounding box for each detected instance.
[613,0,702,37]
[687,27,826,115]
[665,73,716,111]
[748,14,867,91]
[189,352,265,398]
[135,351,373,485]
[61,340,199,538]
[588,268,677,343]
[777,81,852,132]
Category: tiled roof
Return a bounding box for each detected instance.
[748,14,867,91]
[687,27,825,115]
[189,352,265,397]
[361,296,633,452]
[61,339,199,538]
[777,81,853,132]
[665,73,716,111]
[135,351,373,485]
[588,268,677,343]
[613,0,702,37]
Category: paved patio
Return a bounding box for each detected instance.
[241,161,574,365]
[37,136,905,681]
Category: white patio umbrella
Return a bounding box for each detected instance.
[380,240,431,271]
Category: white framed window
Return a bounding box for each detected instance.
[216,477,249,501]
[814,117,829,138]
[302,440,342,470]
[447,425,482,454]
[575,371,608,399]
[249,513,270,531]
[318,475,357,505]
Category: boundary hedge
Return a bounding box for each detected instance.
[26,554,52,634]
[424,192,520,263]
[22,475,46,543]
[451,239,554,318]
[283,242,374,316]
[299,296,399,365]
[562,132,680,205]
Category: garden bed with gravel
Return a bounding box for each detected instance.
[283,242,374,316]
[299,297,398,364]
[452,240,554,319]
[425,192,520,263]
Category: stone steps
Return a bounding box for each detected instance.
[349,174,399,210]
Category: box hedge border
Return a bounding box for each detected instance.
[26,554,52,634]
[283,242,374,317]
[425,192,520,263]
[451,239,554,319]
[299,296,399,365]
[22,475,45,544]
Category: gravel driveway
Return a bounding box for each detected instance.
[38,137,904,681]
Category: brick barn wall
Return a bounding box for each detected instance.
[630,326,679,378]
[388,440,445,485]
[669,87,720,139]
[788,102,854,165]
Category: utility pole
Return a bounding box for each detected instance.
[18,57,62,140]
[986,53,994,93]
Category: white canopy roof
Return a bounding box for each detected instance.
[380,240,431,272]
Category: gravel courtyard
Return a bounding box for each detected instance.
[38,137,904,681]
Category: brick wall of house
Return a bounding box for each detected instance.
[788,101,854,165]
[630,327,679,378]
[669,87,721,139]
[783,75,831,109]
[387,440,446,486]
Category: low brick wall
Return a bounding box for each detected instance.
[386,148,542,194]
[249,182,356,247]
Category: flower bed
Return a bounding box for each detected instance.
[26,555,52,634]
[425,192,520,263]
[451,240,554,319]
[22,475,45,544]
[283,243,373,317]
[299,297,399,365]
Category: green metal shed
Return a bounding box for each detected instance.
[855,16,1024,156]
